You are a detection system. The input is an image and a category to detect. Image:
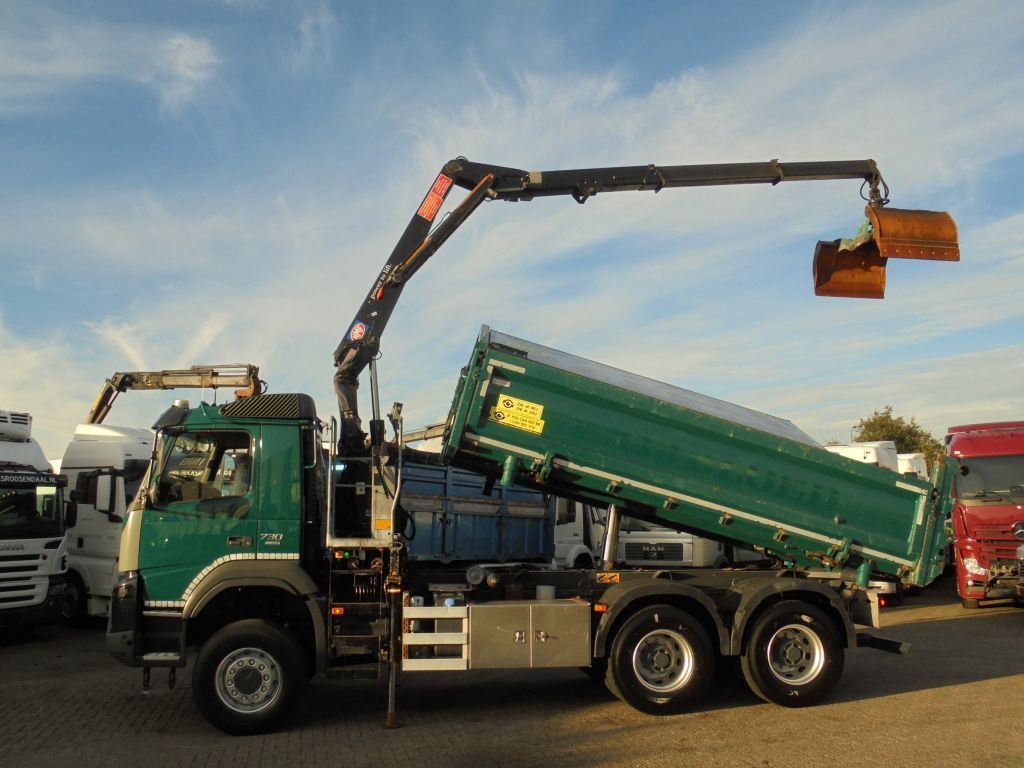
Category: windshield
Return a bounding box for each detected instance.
[955,455,1024,498]
[0,483,64,538]
[621,516,665,533]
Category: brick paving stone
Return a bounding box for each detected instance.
[1,576,1021,768]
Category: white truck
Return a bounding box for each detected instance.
[616,515,761,568]
[60,423,153,620]
[553,499,605,568]
[555,500,759,569]
[0,410,69,631]
[824,440,900,471]
[897,452,929,480]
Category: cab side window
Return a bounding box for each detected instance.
[75,472,98,505]
[154,431,253,517]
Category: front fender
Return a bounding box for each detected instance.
[183,560,327,675]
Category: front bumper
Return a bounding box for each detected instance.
[0,575,66,629]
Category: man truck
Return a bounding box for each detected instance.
[106,156,959,734]
[946,421,1024,608]
[0,410,68,631]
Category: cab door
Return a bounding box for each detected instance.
[138,428,258,606]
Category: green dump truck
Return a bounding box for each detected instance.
[107,326,954,735]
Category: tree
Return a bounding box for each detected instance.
[853,405,944,472]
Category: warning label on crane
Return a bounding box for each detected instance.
[417,173,453,221]
[488,395,545,434]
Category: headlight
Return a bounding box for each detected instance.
[961,557,988,577]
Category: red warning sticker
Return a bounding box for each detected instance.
[432,174,453,197]
[417,174,452,221]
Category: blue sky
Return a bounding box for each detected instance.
[2,0,1022,458]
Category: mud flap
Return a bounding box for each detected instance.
[849,588,880,629]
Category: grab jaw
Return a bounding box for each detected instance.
[813,206,959,298]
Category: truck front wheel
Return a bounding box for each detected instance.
[192,619,307,735]
[61,571,87,624]
[605,605,713,714]
[740,600,843,707]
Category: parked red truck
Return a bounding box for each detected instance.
[946,422,1024,608]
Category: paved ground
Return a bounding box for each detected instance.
[1,575,1022,768]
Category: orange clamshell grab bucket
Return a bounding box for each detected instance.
[813,206,959,298]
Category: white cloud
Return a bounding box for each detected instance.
[75,191,241,269]
[0,6,219,115]
[287,1,337,68]
[152,34,220,114]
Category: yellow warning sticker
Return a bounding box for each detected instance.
[488,395,545,435]
[596,572,620,584]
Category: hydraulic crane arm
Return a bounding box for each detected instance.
[87,364,264,424]
[333,156,957,454]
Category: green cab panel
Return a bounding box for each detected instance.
[136,405,307,605]
[442,327,950,587]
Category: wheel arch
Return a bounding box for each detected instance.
[593,581,728,658]
[730,580,855,656]
[183,561,326,675]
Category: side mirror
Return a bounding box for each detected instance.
[64,499,78,529]
[69,489,82,503]
[95,474,113,514]
[958,464,970,477]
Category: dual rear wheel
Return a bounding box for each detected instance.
[603,600,843,714]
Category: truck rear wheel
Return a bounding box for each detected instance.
[605,605,713,714]
[192,619,306,735]
[740,600,843,707]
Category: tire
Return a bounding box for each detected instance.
[192,619,307,735]
[61,571,88,625]
[605,605,714,714]
[961,598,981,610]
[573,554,595,570]
[740,600,843,707]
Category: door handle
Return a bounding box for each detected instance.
[227,536,252,547]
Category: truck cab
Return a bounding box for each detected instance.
[553,499,604,568]
[824,441,899,471]
[60,423,153,619]
[0,410,69,630]
[616,515,761,568]
[946,422,1024,608]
